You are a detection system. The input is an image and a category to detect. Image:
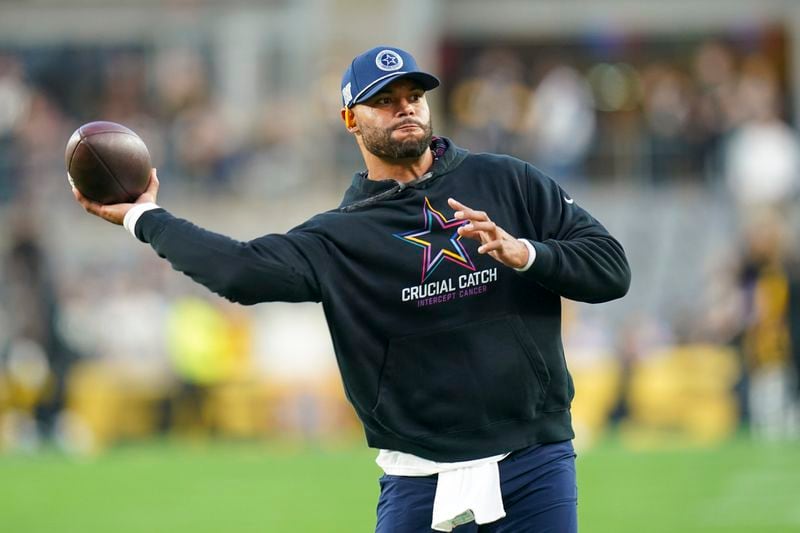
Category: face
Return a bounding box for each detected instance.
[350,78,433,160]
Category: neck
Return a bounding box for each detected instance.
[361,147,434,184]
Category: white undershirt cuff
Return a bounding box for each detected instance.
[123,202,160,238]
[514,239,537,272]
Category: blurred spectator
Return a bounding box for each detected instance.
[238,96,306,195]
[94,271,171,381]
[0,54,30,201]
[100,54,149,124]
[449,48,530,153]
[522,64,596,180]
[154,47,210,120]
[12,88,70,206]
[164,296,251,436]
[99,53,166,174]
[734,211,798,439]
[690,40,738,181]
[789,260,800,416]
[1,214,76,445]
[724,55,800,210]
[153,47,246,191]
[170,102,241,189]
[640,63,694,183]
[609,314,675,425]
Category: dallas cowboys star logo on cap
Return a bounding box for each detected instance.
[341,46,439,108]
[376,50,403,72]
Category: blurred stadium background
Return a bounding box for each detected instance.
[1,0,799,531]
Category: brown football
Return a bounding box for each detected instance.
[65,121,152,204]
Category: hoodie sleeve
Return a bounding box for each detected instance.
[517,164,631,303]
[135,209,326,305]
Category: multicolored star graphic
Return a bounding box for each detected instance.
[394,197,476,283]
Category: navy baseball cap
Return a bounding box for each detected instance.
[341,46,440,108]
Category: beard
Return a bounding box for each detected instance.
[359,118,433,160]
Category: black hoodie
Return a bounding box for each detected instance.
[135,138,630,461]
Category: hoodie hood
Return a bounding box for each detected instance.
[339,137,469,210]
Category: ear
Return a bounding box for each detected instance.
[341,107,357,131]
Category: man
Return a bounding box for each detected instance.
[74,46,630,532]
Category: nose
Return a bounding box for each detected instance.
[396,97,415,116]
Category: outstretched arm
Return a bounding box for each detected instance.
[71,168,324,305]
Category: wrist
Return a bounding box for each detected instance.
[123,202,160,238]
[513,239,537,271]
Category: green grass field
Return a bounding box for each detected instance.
[1,437,798,532]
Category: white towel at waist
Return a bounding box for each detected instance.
[376,450,509,531]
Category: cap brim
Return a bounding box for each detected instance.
[351,72,440,106]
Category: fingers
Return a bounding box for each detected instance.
[81,197,104,218]
[448,197,528,268]
[71,168,155,225]
[451,197,497,245]
[72,185,100,214]
[148,168,159,190]
[70,178,126,225]
[448,197,489,222]
[138,167,160,204]
[447,197,466,210]
[477,239,504,254]
[475,235,529,270]
[457,220,497,238]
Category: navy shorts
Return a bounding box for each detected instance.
[375,440,577,533]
